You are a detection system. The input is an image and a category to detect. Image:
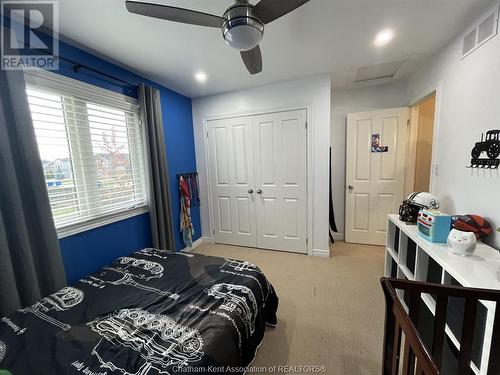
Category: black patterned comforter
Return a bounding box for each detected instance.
[0,249,278,374]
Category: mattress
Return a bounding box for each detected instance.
[0,248,278,374]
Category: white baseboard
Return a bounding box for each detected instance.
[181,237,209,253]
[311,248,330,258]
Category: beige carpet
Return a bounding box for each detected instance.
[194,241,386,375]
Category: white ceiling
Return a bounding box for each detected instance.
[57,0,495,98]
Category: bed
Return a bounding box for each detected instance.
[0,249,279,374]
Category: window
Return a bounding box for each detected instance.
[25,70,148,237]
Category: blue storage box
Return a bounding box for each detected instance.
[417,209,452,243]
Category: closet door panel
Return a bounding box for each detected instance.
[208,116,257,247]
[253,109,307,253]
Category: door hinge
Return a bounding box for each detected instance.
[407,119,410,126]
[306,237,309,245]
[305,121,308,129]
[206,131,209,138]
[212,229,215,235]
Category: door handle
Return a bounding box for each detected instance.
[348,185,354,191]
[257,189,263,194]
[248,189,254,194]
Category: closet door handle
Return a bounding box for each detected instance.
[257,189,263,194]
[248,189,254,194]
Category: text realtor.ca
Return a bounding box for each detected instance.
[1,0,59,70]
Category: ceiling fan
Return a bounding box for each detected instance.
[125,0,310,75]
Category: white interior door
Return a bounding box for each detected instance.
[345,108,409,246]
[207,116,257,247]
[207,109,307,254]
[253,110,307,253]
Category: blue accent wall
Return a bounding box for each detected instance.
[60,214,151,284]
[160,90,201,251]
[48,38,200,283]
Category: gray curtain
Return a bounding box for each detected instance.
[139,84,175,250]
[0,68,67,316]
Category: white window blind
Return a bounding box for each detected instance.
[24,70,148,235]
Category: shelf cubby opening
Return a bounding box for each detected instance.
[442,274,487,371]
[398,232,417,278]
[406,238,417,276]
[415,250,443,304]
[384,251,398,279]
[390,257,397,278]
[387,220,400,254]
[413,290,480,375]
[402,275,411,308]
[414,247,428,282]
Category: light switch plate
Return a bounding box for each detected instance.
[434,163,440,176]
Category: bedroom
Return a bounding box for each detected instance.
[1,0,500,374]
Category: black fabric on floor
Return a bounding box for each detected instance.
[329,147,338,243]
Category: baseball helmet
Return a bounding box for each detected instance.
[399,192,440,223]
[452,215,493,240]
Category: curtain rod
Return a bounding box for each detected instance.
[29,47,139,89]
[6,15,138,89]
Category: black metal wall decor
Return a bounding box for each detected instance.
[467,129,500,169]
[176,172,200,206]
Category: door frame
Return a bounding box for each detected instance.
[202,104,313,256]
[405,81,443,196]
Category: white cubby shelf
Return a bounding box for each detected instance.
[384,214,500,375]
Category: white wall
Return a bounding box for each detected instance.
[192,75,331,255]
[407,2,500,249]
[331,81,410,236]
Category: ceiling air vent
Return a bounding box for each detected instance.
[478,12,496,44]
[462,6,499,58]
[462,29,477,56]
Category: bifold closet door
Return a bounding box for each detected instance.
[207,116,257,247]
[207,109,307,254]
[253,110,307,253]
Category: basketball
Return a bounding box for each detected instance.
[451,215,493,240]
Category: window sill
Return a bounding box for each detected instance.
[57,206,149,239]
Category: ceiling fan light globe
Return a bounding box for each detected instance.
[224,24,263,51]
[222,3,264,51]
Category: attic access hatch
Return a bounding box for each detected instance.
[351,60,407,87]
[462,5,499,58]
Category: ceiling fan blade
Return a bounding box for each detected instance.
[241,45,263,75]
[254,0,310,24]
[126,1,226,28]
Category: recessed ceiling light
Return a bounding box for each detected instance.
[195,72,207,83]
[374,29,395,47]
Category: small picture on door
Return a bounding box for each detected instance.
[371,133,389,153]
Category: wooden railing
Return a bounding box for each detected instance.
[380,277,500,375]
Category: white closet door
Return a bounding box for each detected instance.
[253,110,307,253]
[207,116,257,247]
